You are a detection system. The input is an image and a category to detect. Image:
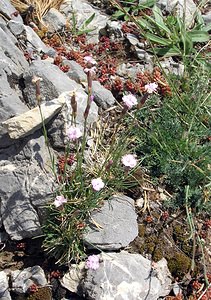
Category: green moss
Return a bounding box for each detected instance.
[168,253,191,278]
[27,287,52,300]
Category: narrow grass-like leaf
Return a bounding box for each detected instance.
[145,14,171,35]
[152,5,171,34]
[146,33,172,45]
[150,46,181,57]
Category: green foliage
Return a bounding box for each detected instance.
[111,1,210,64]
[71,11,96,36]
[42,101,139,264]
[131,67,211,211]
[140,6,210,60]
[111,0,156,21]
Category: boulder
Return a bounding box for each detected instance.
[7,20,25,36]
[11,266,47,294]
[0,69,28,147]
[0,0,23,24]
[47,91,99,148]
[23,60,81,107]
[43,8,67,32]
[92,81,115,109]
[24,25,55,55]
[61,0,108,43]
[64,60,87,84]
[83,195,138,250]
[0,133,54,240]
[0,27,28,77]
[2,97,65,139]
[81,252,172,300]
[158,0,198,28]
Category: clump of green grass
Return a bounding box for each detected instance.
[131,65,210,211]
[36,59,141,265]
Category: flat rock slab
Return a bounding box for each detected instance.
[82,252,172,300]
[84,195,138,250]
[2,97,65,139]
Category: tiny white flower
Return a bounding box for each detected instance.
[122,94,138,109]
[145,82,158,94]
[54,195,68,208]
[91,178,105,191]
[67,126,82,141]
[121,154,137,168]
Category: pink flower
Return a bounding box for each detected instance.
[54,195,68,208]
[145,82,158,94]
[91,178,105,191]
[84,66,96,76]
[86,255,100,270]
[67,126,82,141]
[84,56,97,65]
[122,94,138,109]
[121,154,137,168]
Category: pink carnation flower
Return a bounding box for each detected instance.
[86,255,100,270]
[67,126,82,141]
[84,56,97,65]
[145,82,158,94]
[122,94,138,109]
[91,178,105,191]
[121,154,137,168]
[84,66,96,76]
[54,195,68,208]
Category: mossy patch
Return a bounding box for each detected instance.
[168,253,191,278]
[27,287,52,300]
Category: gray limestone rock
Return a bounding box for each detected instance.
[126,33,139,46]
[43,8,67,32]
[2,97,65,139]
[0,0,23,24]
[24,25,54,55]
[160,58,184,76]
[23,60,82,107]
[0,271,11,300]
[81,252,172,300]
[0,69,28,147]
[83,195,138,250]
[61,0,108,43]
[64,60,87,84]
[0,133,54,240]
[7,20,25,36]
[0,27,28,77]
[158,0,198,28]
[92,81,116,109]
[47,91,98,148]
[100,20,123,40]
[11,266,47,294]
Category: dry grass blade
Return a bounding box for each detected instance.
[11,0,65,24]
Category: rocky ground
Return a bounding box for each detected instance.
[0,0,210,300]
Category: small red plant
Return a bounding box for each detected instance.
[145,215,153,223]
[60,65,70,73]
[58,154,75,174]
[50,270,61,279]
[28,283,39,294]
[162,211,169,221]
[192,280,202,290]
[16,242,26,251]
